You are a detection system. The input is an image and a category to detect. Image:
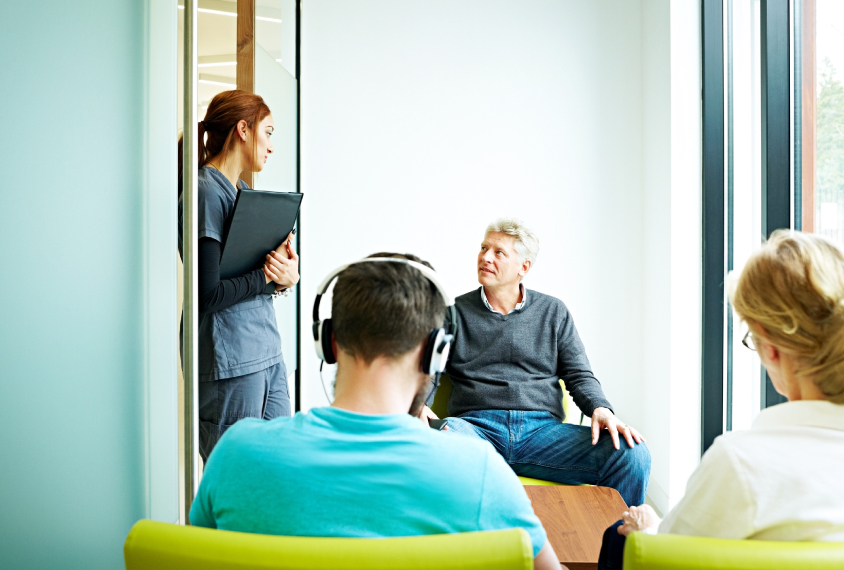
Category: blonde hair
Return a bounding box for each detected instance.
[729,229,844,403]
[485,218,540,263]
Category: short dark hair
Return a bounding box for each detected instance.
[332,253,445,363]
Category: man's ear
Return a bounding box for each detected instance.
[520,258,532,277]
[331,333,339,361]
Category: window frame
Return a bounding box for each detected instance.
[701,0,794,453]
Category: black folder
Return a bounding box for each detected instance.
[219,189,303,280]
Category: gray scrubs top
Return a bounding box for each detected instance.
[179,166,283,381]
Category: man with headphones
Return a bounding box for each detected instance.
[190,253,561,570]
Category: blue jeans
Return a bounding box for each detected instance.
[446,410,650,506]
[198,361,290,463]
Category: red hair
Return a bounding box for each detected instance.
[178,90,271,197]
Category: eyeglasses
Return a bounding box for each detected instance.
[741,331,757,352]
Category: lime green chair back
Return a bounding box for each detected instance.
[515,476,567,486]
[124,520,533,570]
[559,380,585,425]
[429,374,452,419]
[624,532,844,570]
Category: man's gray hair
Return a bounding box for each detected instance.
[485,218,540,263]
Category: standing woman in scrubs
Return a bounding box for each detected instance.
[178,90,298,462]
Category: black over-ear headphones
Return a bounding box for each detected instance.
[312,258,456,375]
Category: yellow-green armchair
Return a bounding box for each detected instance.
[123,519,533,570]
[623,531,844,570]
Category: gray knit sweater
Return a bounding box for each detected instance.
[443,287,613,421]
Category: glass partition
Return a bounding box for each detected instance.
[176,0,300,515]
[253,15,299,406]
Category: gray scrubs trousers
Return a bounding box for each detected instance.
[199,360,290,463]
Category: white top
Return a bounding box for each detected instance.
[659,400,844,541]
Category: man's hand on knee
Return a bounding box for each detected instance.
[590,407,645,449]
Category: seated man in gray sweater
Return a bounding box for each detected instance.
[425,218,651,506]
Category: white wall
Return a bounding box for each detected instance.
[145,0,180,524]
[640,0,703,513]
[640,0,674,513]
[300,0,702,511]
[664,0,703,510]
[301,0,646,421]
[0,0,179,566]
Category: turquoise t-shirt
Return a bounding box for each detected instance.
[190,407,547,556]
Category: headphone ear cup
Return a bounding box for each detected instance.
[422,328,447,375]
[313,320,325,361]
[321,319,336,365]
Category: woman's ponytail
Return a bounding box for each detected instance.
[177,120,207,199]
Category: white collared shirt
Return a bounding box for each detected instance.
[658,400,844,541]
[481,284,527,315]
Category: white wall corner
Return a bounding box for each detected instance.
[144,0,180,523]
[645,476,669,517]
[639,0,703,514]
[640,0,672,516]
[667,0,703,509]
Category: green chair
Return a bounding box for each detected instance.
[431,374,581,486]
[123,519,533,570]
[623,531,844,570]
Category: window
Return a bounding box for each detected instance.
[797,0,844,244]
[703,0,809,451]
[726,0,764,433]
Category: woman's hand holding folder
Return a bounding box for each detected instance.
[263,231,299,291]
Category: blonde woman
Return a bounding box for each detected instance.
[599,229,844,569]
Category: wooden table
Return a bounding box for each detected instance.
[525,485,628,570]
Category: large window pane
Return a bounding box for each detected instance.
[800,0,844,242]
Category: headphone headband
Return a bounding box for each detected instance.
[312,257,455,323]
